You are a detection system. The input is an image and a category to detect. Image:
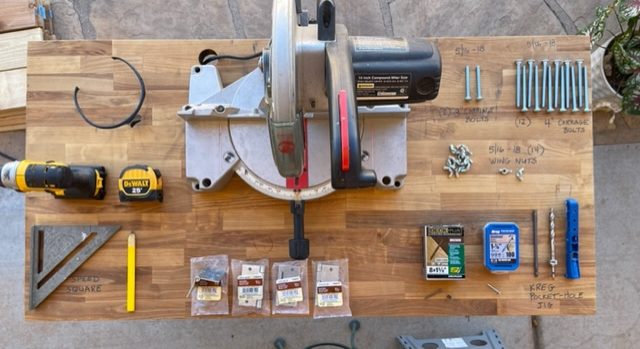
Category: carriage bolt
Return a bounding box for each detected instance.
[516,60,522,107]
[564,60,571,108]
[559,61,567,112]
[464,65,471,101]
[476,65,483,100]
[570,64,579,112]
[527,59,534,107]
[534,63,541,112]
[521,64,528,112]
[553,60,560,109]
[583,65,591,112]
[547,60,554,112]
[576,59,584,108]
[541,59,548,108]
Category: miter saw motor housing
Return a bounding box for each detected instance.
[177,0,442,259]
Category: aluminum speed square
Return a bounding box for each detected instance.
[29,225,121,309]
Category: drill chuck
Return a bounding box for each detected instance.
[0,161,20,190]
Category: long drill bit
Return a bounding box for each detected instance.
[549,208,558,279]
[533,210,538,277]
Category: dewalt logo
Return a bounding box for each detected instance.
[123,180,150,188]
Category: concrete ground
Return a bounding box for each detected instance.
[2,0,639,348]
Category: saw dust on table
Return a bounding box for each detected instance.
[24,36,595,319]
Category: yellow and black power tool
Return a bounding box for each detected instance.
[0,160,105,199]
[118,165,162,202]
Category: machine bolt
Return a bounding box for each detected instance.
[553,60,561,109]
[583,65,591,112]
[527,59,534,108]
[541,59,548,108]
[534,63,541,112]
[570,64,579,112]
[521,64,528,112]
[515,60,522,108]
[464,65,472,101]
[476,65,483,101]
[547,61,554,112]
[576,59,584,108]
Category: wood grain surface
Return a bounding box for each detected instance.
[0,107,25,132]
[0,28,43,71]
[24,37,595,320]
[0,68,26,110]
[0,0,38,33]
[0,28,42,130]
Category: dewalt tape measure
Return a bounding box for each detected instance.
[118,165,163,202]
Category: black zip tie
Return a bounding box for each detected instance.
[73,56,146,129]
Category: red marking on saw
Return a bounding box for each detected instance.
[278,140,295,154]
[286,119,309,189]
[338,90,349,172]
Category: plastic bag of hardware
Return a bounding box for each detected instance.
[231,258,270,316]
[189,255,229,316]
[272,259,309,315]
[312,259,351,319]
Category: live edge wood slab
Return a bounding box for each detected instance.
[24,36,595,320]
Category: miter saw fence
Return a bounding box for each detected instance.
[177,0,442,259]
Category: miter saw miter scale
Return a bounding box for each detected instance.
[177,0,442,259]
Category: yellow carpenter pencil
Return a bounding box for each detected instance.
[127,232,136,312]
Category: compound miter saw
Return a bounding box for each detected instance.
[177,0,442,259]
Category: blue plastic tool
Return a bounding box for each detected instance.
[565,198,581,279]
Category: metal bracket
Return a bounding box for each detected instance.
[397,329,506,349]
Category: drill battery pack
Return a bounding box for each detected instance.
[118,165,163,202]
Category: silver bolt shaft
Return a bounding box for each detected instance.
[476,65,483,101]
[554,60,560,109]
[549,208,557,279]
[516,60,522,108]
[559,61,567,112]
[547,61,554,112]
[577,59,584,108]
[570,64,579,112]
[464,65,471,101]
[521,64,528,112]
[584,65,591,112]
[534,63,541,112]
[541,59,548,108]
[527,59,534,107]
[565,60,571,109]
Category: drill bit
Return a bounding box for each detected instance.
[533,210,539,277]
[549,208,558,279]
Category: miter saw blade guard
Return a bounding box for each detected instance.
[177,0,441,259]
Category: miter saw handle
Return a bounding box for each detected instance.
[326,26,377,189]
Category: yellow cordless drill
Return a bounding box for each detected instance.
[0,160,105,199]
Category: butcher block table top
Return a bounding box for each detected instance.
[24,36,595,320]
